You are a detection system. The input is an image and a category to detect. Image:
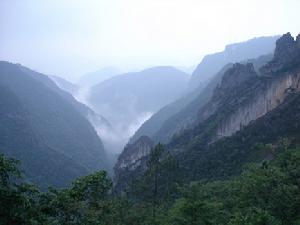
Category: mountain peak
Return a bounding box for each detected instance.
[273,32,298,61]
[260,33,300,74]
[296,33,300,47]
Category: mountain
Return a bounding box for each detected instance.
[0,61,109,188]
[78,67,121,87]
[115,32,300,188]
[131,54,273,144]
[177,65,197,74]
[130,37,278,145]
[169,33,300,180]
[20,66,112,145]
[49,75,79,95]
[89,66,189,123]
[87,66,189,153]
[189,35,279,91]
[113,135,154,191]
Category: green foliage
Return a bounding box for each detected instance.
[0,154,20,186]
[165,148,300,225]
[70,171,112,205]
[130,144,182,203]
[1,147,300,225]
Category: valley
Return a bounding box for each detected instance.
[1,1,300,223]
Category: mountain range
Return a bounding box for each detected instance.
[130,36,278,144]
[114,32,300,191]
[0,62,109,188]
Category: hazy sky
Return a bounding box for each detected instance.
[1,0,299,80]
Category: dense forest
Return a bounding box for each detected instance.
[1,142,300,225]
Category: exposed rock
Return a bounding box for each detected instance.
[214,34,300,139]
[297,33,300,48]
[192,33,300,143]
[214,63,257,97]
[193,63,259,126]
[261,33,300,74]
[189,36,278,91]
[206,33,300,140]
[114,32,300,192]
[113,135,154,192]
[216,71,300,138]
[114,136,154,172]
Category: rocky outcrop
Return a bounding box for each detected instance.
[113,135,154,192]
[114,32,300,192]
[215,33,300,139]
[131,37,278,147]
[173,33,300,146]
[297,34,300,48]
[114,136,154,172]
[216,71,300,138]
[261,32,300,74]
[194,63,260,127]
[213,63,257,98]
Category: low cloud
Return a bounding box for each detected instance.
[75,86,152,156]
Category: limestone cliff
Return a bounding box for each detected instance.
[216,71,300,138]
[114,32,300,189]
[114,136,153,171]
[113,135,154,191]
[215,33,300,139]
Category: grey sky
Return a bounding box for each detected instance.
[0,0,299,80]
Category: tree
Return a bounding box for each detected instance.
[0,154,43,225]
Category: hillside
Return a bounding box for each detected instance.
[131,36,277,145]
[87,66,189,153]
[50,75,79,95]
[189,35,279,90]
[78,67,121,87]
[115,32,300,188]
[0,61,109,188]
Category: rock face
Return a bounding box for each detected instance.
[131,36,278,147]
[214,63,257,97]
[189,36,279,91]
[196,33,300,142]
[216,70,300,138]
[167,32,300,180]
[114,136,154,192]
[195,63,259,127]
[114,136,154,173]
[261,32,300,74]
[114,32,300,190]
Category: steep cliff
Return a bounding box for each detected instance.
[216,33,300,139]
[115,136,154,172]
[131,37,277,145]
[171,33,300,149]
[114,136,154,191]
[115,32,300,187]
[216,70,300,138]
[150,55,273,144]
[189,36,278,91]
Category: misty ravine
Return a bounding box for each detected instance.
[1,1,300,224]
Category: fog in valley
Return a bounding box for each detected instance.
[2,0,300,158]
[74,79,154,156]
[71,66,189,156]
[2,1,300,224]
